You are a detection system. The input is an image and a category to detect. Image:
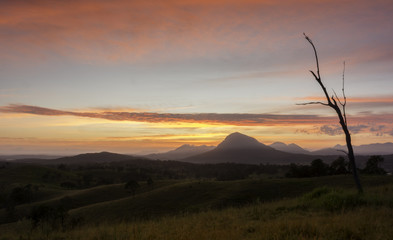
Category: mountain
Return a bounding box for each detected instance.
[145,144,215,160]
[14,151,142,165]
[216,132,269,150]
[333,142,393,155]
[310,148,346,156]
[309,142,393,156]
[0,154,63,161]
[182,132,322,165]
[269,142,310,154]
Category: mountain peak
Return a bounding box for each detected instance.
[269,142,310,154]
[216,132,268,150]
[270,142,287,147]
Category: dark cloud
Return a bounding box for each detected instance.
[319,125,342,136]
[348,125,368,134]
[319,124,370,136]
[370,125,386,132]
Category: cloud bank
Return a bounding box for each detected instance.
[1,104,392,136]
[0,104,334,126]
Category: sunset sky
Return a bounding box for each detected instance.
[0,0,392,155]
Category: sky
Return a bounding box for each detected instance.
[0,0,392,155]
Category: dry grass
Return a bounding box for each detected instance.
[2,184,393,240]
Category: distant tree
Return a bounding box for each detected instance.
[286,163,312,178]
[125,180,140,195]
[310,159,329,177]
[362,156,386,175]
[329,156,349,175]
[301,33,363,193]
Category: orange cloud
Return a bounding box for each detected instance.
[0,104,338,126]
[2,103,393,131]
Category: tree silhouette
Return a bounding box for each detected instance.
[329,156,349,175]
[300,33,363,193]
[363,155,386,175]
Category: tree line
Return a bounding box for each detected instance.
[286,156,386,178]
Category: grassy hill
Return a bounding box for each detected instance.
[1,179,393,240]
[68,175,393,224]
[1,159,393,240]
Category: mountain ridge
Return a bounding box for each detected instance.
[181,132,323,165]
[145,144,215,160]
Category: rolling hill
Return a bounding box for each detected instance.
[13,151,142,165]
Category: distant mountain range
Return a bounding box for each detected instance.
[269,142,310,154]
[145,144,215,160]
[3,132,392,171]
[10,152,140,165]
[333,143,393,156]
[268,142,393,156]
[0,154,63,161]
[180,132,324,165]
[144,134,393,161]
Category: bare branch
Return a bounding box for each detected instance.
[333,89,345,106]
[331,95,339,107]
[336,149,348,155]
[342,61,347,124]
[310,70,319,80]
[304,33,320,79]
[304,33,332,106]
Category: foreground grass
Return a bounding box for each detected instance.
[2,183,393,240]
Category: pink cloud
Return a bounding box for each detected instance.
[1,0,391,65]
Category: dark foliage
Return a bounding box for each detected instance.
[329,156,349,175]
[286,158,350,178]
[362,156,386,175]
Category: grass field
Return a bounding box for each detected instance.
[1,183,393,240]
[1,172,392,240]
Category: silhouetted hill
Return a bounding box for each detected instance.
[216,132,270,150]
[0,154,63,161]
[269,142,310,154]
[146,144,215,160]
[182,132,322,164]
[14,151,142,165]
[334,142,393,155]
[310,148,345,156]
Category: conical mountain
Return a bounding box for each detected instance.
[216,132,270,150]
[182,132,317,164]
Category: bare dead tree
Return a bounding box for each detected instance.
[300,33,363,193]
